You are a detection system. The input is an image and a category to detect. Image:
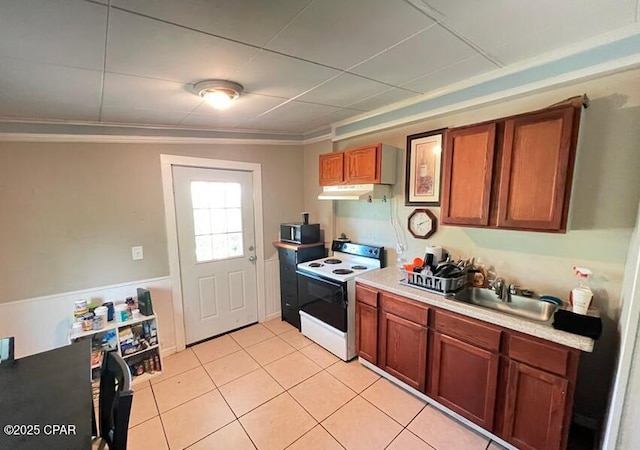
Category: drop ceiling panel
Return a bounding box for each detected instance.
[111,0,309,47]
[303,108,364,129]
[0,58,102,121]
[0,0,107,70]
[243,117,308,133]
[266,0,435,69]
[179,113,247,129]
[235,50,341,99]
[297,73,396,108]
[488,1,638,64]
[0,99,101,122]
[346,88,420,112]
[106,9,257,83]
[428,0,637,64]
[350,24,479,85]
[260,101,340,123]
[401,55,497,94]
[102,73,203,112]
[190,93,287,120]
[101,107,189,126]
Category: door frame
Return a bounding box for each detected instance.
[160,154,266,352]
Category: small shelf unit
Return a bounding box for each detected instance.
[70,313,163,386]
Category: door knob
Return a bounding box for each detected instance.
[248,255,257,262]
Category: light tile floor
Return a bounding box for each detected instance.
[126,320,506,450]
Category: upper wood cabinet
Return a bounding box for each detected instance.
[440,123,496,226]
[497,107,575,231]
[319,144,397,186]
[319,152,344,186]
[440,102,582,232]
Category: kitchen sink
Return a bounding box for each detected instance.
[446,287,558,322]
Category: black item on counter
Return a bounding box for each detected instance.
[552,309,602,339]
[137,288,154,316]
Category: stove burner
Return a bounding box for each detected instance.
[352,265,368,270]
[333,268,354,275]
[324,258,342,264]
[308,262,324,268]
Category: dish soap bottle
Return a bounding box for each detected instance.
[571,267,593,315]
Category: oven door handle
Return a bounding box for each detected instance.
[296,269,345,290]
[336,291,348,309]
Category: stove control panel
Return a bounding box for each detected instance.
[330,240,385,265]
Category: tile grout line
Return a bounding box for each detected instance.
[146,324,451,450]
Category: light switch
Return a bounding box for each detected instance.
[132,246,144,261]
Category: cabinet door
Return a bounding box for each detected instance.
[355,301,378,364]
[441,124,496,225]
[503,361,568,450]
[345,145,380,184]
[378,311,428,391]
[319,152,345,186]
[430,333,499,429]
[497,106,575,231]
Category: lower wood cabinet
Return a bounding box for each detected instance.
[503,361,569,450]
[378,310,428,391]
[354,282,580,450]
[378,292,429,392]
[430,332,499,430]
[355,301,378,364]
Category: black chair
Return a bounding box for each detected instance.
[98,351,133,450]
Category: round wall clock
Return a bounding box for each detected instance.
[408,208,437,239]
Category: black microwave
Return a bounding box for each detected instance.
[280,223,320,244]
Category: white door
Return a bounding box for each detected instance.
[173,166,258,344]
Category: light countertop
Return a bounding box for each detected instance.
[355,267,594,352]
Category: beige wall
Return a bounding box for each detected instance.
[304,68,640,425]
[0,141,304,302]
[302,139,334,244]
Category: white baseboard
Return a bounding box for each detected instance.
[265,311,282,321]
[265,257,281,319]
[161,346,177,358]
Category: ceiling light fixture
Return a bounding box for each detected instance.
[193,80,243,110]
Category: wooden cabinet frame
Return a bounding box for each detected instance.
[441,123,496,226]
[318,144,396,186]
[440,101,582,232]
[431,332,499,429]
[354,283,581,450]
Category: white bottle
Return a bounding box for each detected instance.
[571,267,593,315]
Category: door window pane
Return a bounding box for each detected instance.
[191,181,244,262]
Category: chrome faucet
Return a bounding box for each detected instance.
[492,277,511,302]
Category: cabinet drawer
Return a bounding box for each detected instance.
[433,310,501,352]
[356,284,378,308]
[380,292,428,326]
[508,334,571,377]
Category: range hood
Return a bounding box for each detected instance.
[318,184,390,201]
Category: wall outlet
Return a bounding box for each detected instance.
[132,246,144,261]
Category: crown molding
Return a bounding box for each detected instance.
[0,132,305,145]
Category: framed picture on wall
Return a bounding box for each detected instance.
[405,129,446,206]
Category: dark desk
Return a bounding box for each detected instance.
[0,340,92,450]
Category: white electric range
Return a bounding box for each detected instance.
[296,241,385,360]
